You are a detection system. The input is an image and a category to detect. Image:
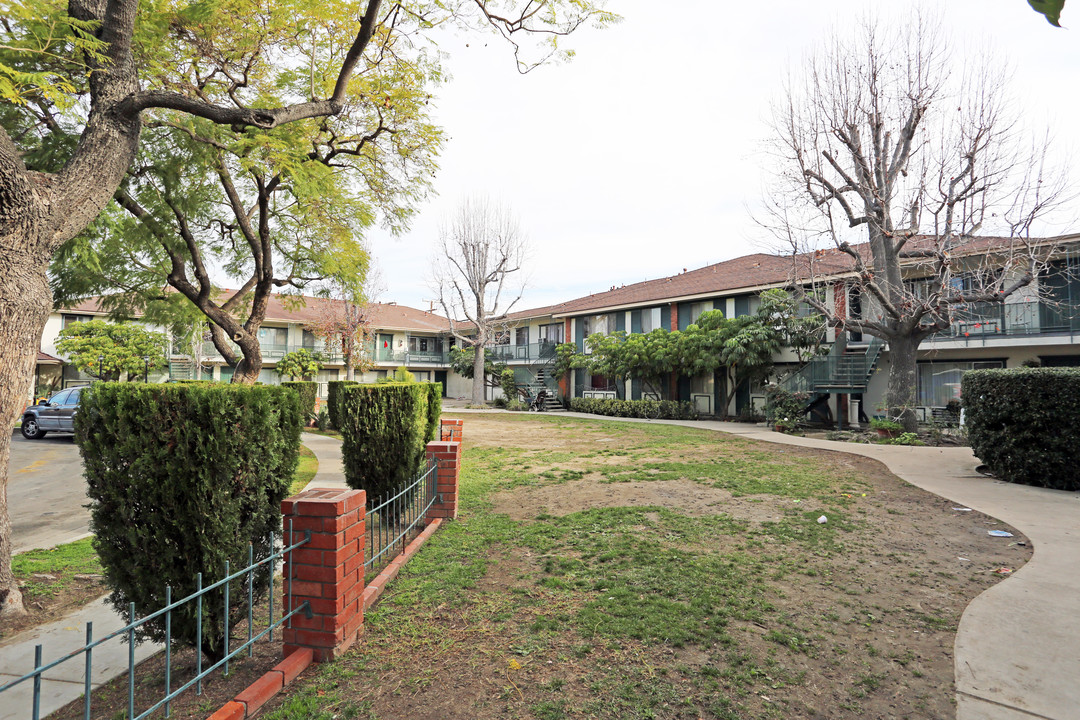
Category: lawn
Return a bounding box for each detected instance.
[260,413,1030,720]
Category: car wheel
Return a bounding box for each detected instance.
[21,417,47,440]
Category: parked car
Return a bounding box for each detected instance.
[21,386,86,439]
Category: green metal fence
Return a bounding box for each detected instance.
[364,457,439,576]
[0,526,311,720]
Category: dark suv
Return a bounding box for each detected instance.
[21,386,85,439]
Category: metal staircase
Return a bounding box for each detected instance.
[781,336,885,395]
[521,367,563,411]
[168,358,196,381]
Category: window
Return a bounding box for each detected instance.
[61,314,93,329]
[540,323,564,343]
[641,307,662,332]
[302,330,318,349]
[257,368,280,385]
[688,302,710,325]
[49,389,72,405]
[582,314,612,336]
[258,327,288,348]
[690,373,714,395]
[493,330,510,345]
[917,360,1004,407]
[515,327,529,345]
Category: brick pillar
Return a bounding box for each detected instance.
[440,418,463,442]
[281,488,366,662]
[425,441,461,522]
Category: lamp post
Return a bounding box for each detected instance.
[143,356,150,383]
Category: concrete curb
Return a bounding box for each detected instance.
[206,649,314,720]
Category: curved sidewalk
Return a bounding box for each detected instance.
[300,432,349,490]
[450,409,1080,719]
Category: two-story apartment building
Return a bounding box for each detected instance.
[34,233,1080,425]
[34,295,471,402]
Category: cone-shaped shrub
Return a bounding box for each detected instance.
[282,381,317,419]
[963,367,1080,490]
[338,382,440,506]
[75,383,301,661]
[327,380,359,430]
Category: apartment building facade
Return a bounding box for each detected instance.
[34,234,1080,424]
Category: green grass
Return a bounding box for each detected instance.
[290,445,319,495]
[13,537,102,598]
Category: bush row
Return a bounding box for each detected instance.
[963,367,1080,491]
[75,383,301,661]
[281,381,317,418]
[569,397,698,420]
[338,382,442,506]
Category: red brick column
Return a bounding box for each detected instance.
[440,418,463,442]
[425,441,461,522]
[281,488,366,662]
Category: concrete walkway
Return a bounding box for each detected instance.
[453,409,1078,720]
[0,597,160,720]
[299,431,349,490]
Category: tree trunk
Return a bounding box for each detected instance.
[0,263,55,616]
[886,334,921,433]
[472,344,486,405]
[231,334,263,385]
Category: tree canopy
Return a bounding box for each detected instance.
[276,349,323,381]
[54,319,168,382]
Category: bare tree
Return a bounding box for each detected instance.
[433,197,529,405]
[307,268,385,381]
[763,13,1069,431]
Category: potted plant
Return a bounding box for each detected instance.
[869,417,903,438]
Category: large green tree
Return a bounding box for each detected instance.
[0,0,614,616]
[55,319,168,381]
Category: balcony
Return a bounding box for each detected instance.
[484,341,559,364]
[197,341,344,362]
[926,300,1080,342]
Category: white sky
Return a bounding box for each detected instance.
[365,0,1079,313]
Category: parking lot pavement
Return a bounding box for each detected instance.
[8,430,90,554]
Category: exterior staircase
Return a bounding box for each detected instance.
[168,357,196,381]
[781,336,884,396]
[522,367,563,411]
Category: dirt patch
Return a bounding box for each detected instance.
[493,476,789,523]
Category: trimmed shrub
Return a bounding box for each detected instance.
[764,385,809,430]
[568,397,699,420]
[327,380,359,430]
[963,368,1080,490]
[338,382,441,506]
[281,381,317,419]
[75,382,301,661]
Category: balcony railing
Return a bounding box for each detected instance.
[927,299,1080,341]
[484,341,559,363]
[197,341,345,362]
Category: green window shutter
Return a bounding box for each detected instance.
[661,306,672,331]
[615,313,626,332]
[678,303,691,330]
[734,295,750,317]
[630,310,642,334]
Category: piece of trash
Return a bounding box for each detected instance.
[958,557,970,562]
[988,530,1014,538]
[793,499,801,503]
[817,515,828,524]
[952,507,973,512]
[993,567,1013,575]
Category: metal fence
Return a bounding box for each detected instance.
[0,526,311,720]
[364,457,439,576]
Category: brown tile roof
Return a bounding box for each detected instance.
[506,234,1080,319]
[37,351,63,364]
[61,293,452,333]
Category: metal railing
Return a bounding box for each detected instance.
[197,340,346,362]
[0,527,311,720]
[781,337,884,395]
[364,458,439,575]
[925,299,1080,341]
[484,341,559,363]
[373,348,448,364]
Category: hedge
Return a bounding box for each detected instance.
[963,368,1080,491]
[338,382,441,507]
[569,397,699,420]
[282,381,318,418]
[74,382,301,661]
[327,380,359,430]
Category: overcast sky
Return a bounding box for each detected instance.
[364,0,1079,314]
